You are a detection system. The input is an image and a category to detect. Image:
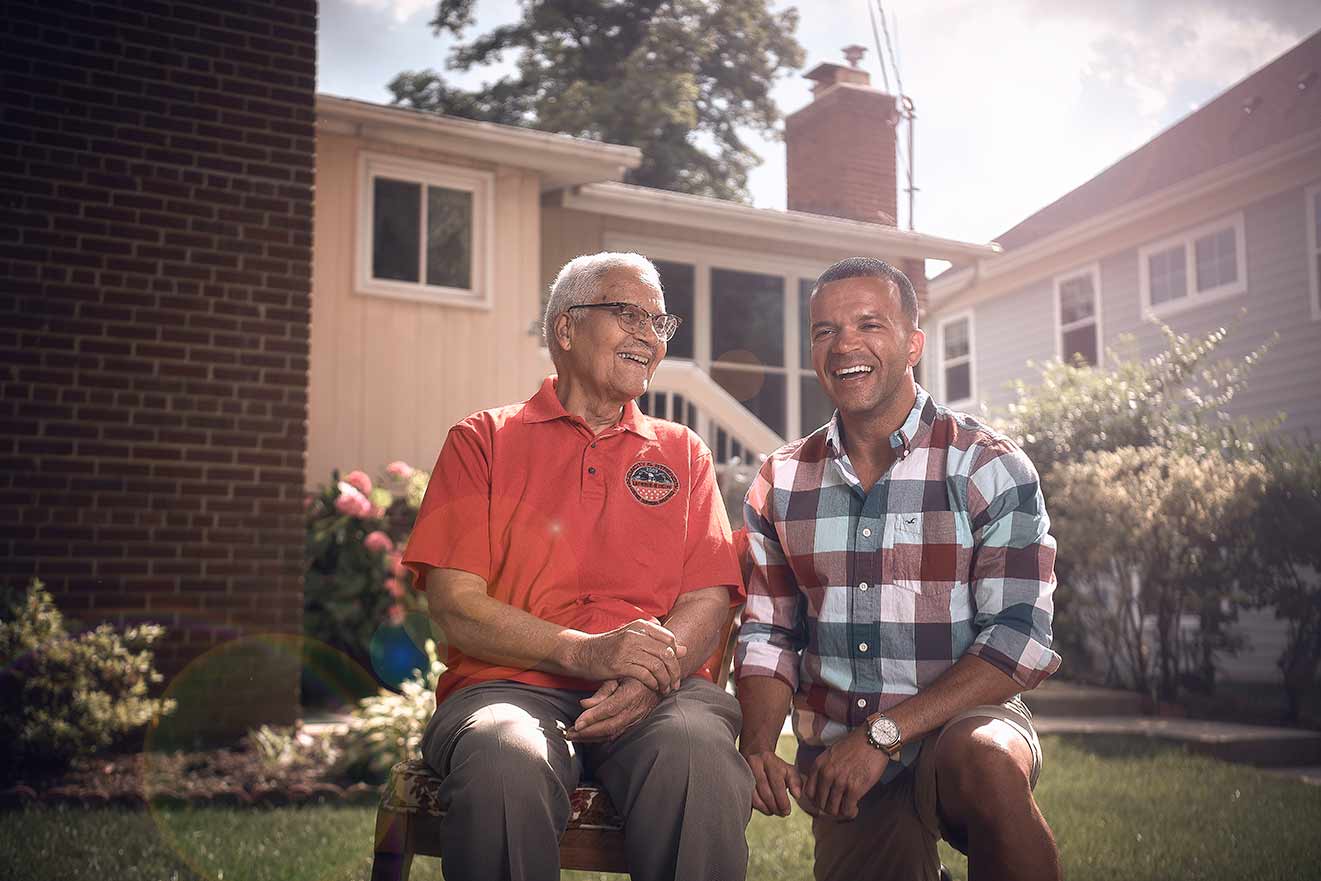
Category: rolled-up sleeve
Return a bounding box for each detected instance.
[734,461,806,693]
[963,441,1062,689]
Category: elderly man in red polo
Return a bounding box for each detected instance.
[401,252,754,881]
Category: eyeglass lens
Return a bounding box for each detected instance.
[618,304,680,342]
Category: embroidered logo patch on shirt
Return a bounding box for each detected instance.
[625,461,679,506]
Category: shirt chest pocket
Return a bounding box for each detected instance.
[882,511,971,594]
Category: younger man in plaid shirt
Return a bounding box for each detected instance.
[735,257,1063,881]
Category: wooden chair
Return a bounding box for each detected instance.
[370,605,743,880]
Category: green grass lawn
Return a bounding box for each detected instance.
[3,735,1318,881]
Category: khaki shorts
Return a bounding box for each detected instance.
[812,696,1042,881]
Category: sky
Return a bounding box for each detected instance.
[318,0,1321,254]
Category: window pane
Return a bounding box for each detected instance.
[1194,227,1237,292]
[373,177,420,283]
[1059,276,1095,325]
[1148,244,1186,306]
[1062,323,1098,367]
[711,268,784,367]
[943,318,969,360]
[711,367,785,437]
[945,361,971,402]
[800,375,835,437]
[655,260,695,360]
[425,186,472,289]
[799,278,815,368]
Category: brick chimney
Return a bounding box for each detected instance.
[786,46,899,226]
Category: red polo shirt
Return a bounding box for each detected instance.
[402,376,743,704]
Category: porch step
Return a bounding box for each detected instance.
[1022,680,1145,717]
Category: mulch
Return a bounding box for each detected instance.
[0,747,381,810]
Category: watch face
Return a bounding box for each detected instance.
[870,716,900,749]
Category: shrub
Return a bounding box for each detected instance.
[1244,442,1321,722]
[0,578,175,777]
[304,461,431,692]
[1001,323,1275,689]
[1046,447,1265,700]
[331,638,443,783]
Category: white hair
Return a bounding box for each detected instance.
[543,252,663,358]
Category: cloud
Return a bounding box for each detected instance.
[752,0,1317,245]
[344,0,433,25]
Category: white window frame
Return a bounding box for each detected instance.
[1138,212,1247,320]
[1053,263,1103,366]
[1306,183,1321,321]
[937,310,975,408]
[604,234,824,436]
[356,152,495,309]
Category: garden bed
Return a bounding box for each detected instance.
[0,741,380,810]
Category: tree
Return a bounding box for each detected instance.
[389,0,805,200]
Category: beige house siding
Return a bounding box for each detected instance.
[309,132,545,486]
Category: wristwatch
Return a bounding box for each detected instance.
[864,713,902,758]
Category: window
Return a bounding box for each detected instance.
[798,278,835,435]
[1055,265,1101,366]
[357,153,493,307]
[1308,184,1321,320]
[939,312,973,406]
[1139,213,1246,317]
[655,260,695,360]
[711,267,786,436]
[605,236,830,444]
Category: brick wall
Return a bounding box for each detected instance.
[0,0,316,742]
[786,80,898,226]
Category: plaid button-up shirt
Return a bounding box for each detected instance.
[735,385,1061,780]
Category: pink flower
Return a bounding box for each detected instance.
[334,481,373,518]
[386,460,414,479]
[364,531,394,553]
[384,576,406,598]
[344,470,373,495]
[387,553,406,577]
[387,603,406,626]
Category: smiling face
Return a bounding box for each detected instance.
[809,275,924,425]
[554,267,666,406]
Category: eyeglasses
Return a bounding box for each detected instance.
[567,301,683,342]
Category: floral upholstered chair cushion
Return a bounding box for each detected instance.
[379,759,625,831]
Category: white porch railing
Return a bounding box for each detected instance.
[641,360,784,464]
[536,352,784,464]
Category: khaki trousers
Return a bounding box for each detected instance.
[419,678,755,881]
[812,697,1042,881]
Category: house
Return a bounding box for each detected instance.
[924,30,1321,682]
[308,55,998,486]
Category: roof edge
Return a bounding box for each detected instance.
[561,182,999,264]
[316,94,642,190]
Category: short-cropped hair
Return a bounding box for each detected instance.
[813,256,918,328]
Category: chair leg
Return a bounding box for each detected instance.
[372,808,415,881]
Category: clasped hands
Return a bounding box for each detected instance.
[743,726,889,820]
[564,618,688,742]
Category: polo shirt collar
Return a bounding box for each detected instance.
[825,382,935,460]
[521,375,657,440]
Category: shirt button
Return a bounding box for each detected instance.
[590,442,597,448]
[856,698,866,708]
[862,527,872,537]
[859,582,868,591]
[858,642,869,652]
[587,467,596,475]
